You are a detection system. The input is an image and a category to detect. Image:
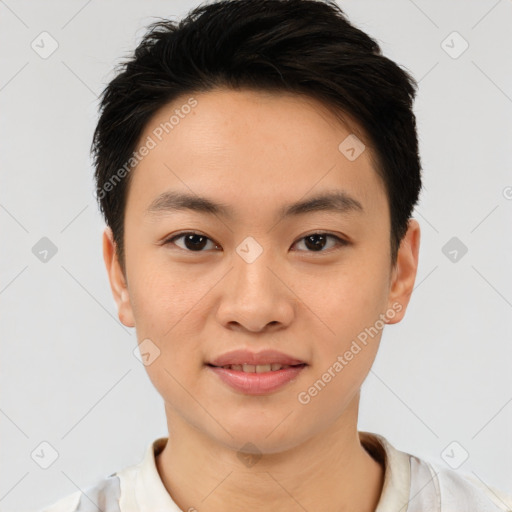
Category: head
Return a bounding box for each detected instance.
[95,0,422,453]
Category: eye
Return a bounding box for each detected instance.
[163,231,347,253]
[164,232,220,252]
[291,232,348,253]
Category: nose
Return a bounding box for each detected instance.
[215,248,296,334]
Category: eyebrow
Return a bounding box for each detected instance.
[145,190,364,221]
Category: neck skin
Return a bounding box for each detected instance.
[155,391,385,512]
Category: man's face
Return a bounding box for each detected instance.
[105,88,417,453]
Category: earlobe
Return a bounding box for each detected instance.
[385,219,421,325]
[102,227,135,328]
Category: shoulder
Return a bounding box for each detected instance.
[409,453,512,511]
[365,432,512,512]
[37,474,122,512]
[37,438,164,512]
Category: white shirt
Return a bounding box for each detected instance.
[39,431,512,511]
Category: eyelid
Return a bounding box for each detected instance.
[292,232,348,251]
[163,231,220,251]
[162,230,349,253]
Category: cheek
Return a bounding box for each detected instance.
[128,262,218,381]
[307,263,389,340]
[129,270,206,406]
[298,283,385,414]
[300,263,389,390]
[130,263,207,330]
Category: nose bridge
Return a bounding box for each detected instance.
[232,234,278,296]
[215,234,294,331]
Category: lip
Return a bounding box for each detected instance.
[207,364,307,395]
[208,349,307,367]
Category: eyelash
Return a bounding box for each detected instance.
[162,231,348,254]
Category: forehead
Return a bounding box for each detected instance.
[126,87,386,222]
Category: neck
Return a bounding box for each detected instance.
[155,394,385,512]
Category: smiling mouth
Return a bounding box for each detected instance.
[206,363,307,373]
[206,362,308,395]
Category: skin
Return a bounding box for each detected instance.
[103,87,420,512]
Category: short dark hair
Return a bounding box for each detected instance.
[91,0,422,276]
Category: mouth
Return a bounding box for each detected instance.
[206,363,307,372]
[206,363,308,395]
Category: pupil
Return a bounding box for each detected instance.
[305,234,326,251]
[185,234,207,251]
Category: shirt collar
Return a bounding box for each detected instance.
[359,430,412,511]
[131,431,411,511]
[134,437,181,512]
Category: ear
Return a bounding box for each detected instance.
[102,227,135,328]
[385,219,421,324]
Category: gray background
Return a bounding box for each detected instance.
[1,0,511,510]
